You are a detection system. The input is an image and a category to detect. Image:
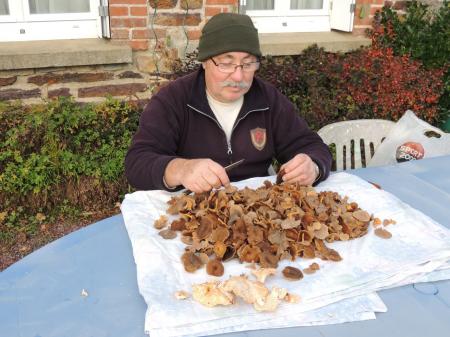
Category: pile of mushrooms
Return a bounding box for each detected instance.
[159,181,372,276]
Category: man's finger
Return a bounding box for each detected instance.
[285,154,308,172]
[189,182,201,194]
[210,164,230,187]
[203,170,221,189]
[197,176,212,192]
[286,173,310,185]
[282,165,305,182]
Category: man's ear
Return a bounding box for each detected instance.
[202,61,207,69]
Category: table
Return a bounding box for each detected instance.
[1,156,449,337]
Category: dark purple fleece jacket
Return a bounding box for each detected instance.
[125,68,332,190]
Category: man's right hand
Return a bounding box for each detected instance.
[164,158,230,193]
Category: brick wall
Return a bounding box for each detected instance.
[353,0,383,35]
[110,0,150,51]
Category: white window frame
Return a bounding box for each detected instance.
[0,0,21,22]
[22,0,97,21]
[330,0,355,32]
[244,0,331,33]
[0,0,101,42]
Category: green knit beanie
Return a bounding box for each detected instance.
[198,13,261,61]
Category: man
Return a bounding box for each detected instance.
[125,13,332,193]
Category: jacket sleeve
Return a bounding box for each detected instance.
[125,91,182,191]
[270,89,332,184]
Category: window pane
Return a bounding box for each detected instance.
[247,0,274,10]
[0,0,9,15]
[28,0,90,14]
[290,0,323,10]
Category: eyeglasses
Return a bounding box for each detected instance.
[210,58,260,73]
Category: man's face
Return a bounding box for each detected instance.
[203,52,258,103]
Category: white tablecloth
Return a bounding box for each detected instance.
[121,173,450,337]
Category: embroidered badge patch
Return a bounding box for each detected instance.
[250,127,267,151]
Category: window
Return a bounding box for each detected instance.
[0,0,15,22]
[242,0,355,33]
[0,0,8,15]
[244,0,330,33]
[0,0,101,42]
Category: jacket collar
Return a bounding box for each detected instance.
[187,67,270,119]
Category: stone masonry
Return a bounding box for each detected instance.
[0,65,156,105]
[111,0,236,74]
[0,0,417,103]
[119,0,409,56]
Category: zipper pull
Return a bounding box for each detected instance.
[227,141,233,164]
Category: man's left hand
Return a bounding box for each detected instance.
[278,153,319,185]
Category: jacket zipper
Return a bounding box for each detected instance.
[187,104,269,164]
[227,107,269,162]
[230,107,269,136]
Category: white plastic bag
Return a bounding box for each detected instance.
[368,110,450,167]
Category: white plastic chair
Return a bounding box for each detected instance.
[318,119,395,171]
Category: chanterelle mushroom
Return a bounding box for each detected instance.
[174,290,190,300]
[191,274,296,312]
[253,287,288,312]
[167,182,384,273]
[192,282,234,307]
[284,292,301,303]
[221,276,269,305]
[222,276,289,312]
[206,259,224,277]
[251,268,277,283]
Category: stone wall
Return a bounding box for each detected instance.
[0,0,420,104]
[0,0,235,104]
[110,0,236,74]
[0,64,155,105]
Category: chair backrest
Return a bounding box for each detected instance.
[318,119,395,171]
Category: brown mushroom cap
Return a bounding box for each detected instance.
[276,168,286,184]
[154,215,168,229]
[259,251,279,268]
[159,229,177,239]
[375,227,392,239]
[310,262,320,270]
[282,266,303,280]
[213,241,227,259]
[211,227,229,243]
[181,252,203,273]
[238,245,262,263]
[195,215,215,240]
[353,210,371,223]
[171,218,186,231]
[206,259,225,277]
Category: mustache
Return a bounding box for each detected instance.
[220,81,250,89]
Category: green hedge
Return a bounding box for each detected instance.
[370,0,450,129]
[0,98,139,227]
[258,46,445,130]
